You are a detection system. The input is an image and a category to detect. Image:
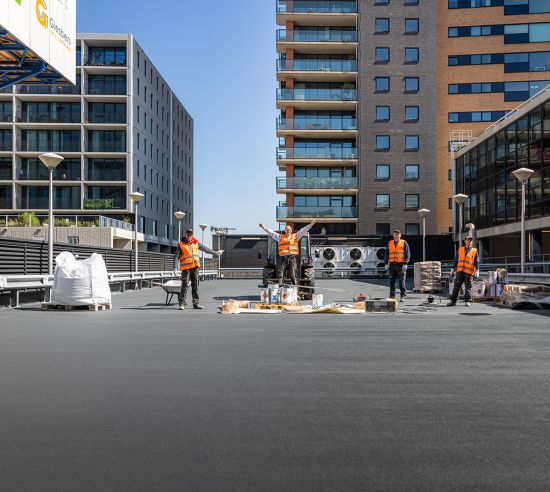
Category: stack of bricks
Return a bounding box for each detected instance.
[413,261,442,293]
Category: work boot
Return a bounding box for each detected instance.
[446,301,456,307]
[193,304,204,310]
[400,293,407,301]
[177,303,185,310]
[465,301,471,307]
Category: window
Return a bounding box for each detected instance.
[376,164,390,180]
[404,0,419,4]
[376,106,390,121]
[375,77,390,92]
[375,0,390,4]
[376,47,390,63]
[376,194,390,208]
[405,18,419,34]
[405,47,419,63]
[376,223,391,236]
[405,135,419,150]
[68,236,79,245]
[448,169,452,180]
[375,18,390,33]
[405,223,420,235]
[404,77,419,92]
[405,164,419,180]
[405,194,419,208]
[405,106,419,122]
[376,135,390,150]
[449,113,459,123]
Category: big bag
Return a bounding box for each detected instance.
[51,252,111,306]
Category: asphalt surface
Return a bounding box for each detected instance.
[1,278,549,491]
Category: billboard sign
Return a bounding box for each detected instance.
[0,0,76,83]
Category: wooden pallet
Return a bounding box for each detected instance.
[255,302,299,310]
[41,303,112,312]
[473,297,497,303]
[413,288,445,294]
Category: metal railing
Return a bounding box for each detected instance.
[16,85,81,95]
[277,146,358,160]
[277,206,358,219]
[16,112,81,124]
[85,113,127,124]
[276,0,358,13]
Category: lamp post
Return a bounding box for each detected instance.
[39,152,64,275]
[199,223,208,274]
[417,208,430,262]
[452,194,468,245]
[512,167,534,274]
[174,211,186,244]
[129,192,144,273]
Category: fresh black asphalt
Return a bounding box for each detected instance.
[1,279,549,491]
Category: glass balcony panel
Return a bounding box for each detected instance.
[277,88,357,101]
[0,159,12,180]
[16,84,81,95]
[20,111,81,123]
[277,177,357,189]
[87,47,127,67]
[21,131,81,152]
[87,76,127,95]
[276,206,358,219]
[278,117,357,131]
[20,186,81,209]
[86,112,127,124]
[17,159,81,180]
[87,158,127,181]
[277,29,357,42]
[0,131,12,151]
[0,185,11,208]
[276,1,358,13]
[277,147,357,159]
[277,59,357,72]
[88,131,126,152]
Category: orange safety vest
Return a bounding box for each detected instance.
[388,240,406,263]
[457,246,477,275]
[178,241,200,270]
[278,233,299,256]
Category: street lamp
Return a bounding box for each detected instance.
[512,167,534,274]
[417,208,430,262]
[452,194,468,244]
[174,211,186,243]
[39,152,64,275]
[199,223,208,274]
[129,192,144,273]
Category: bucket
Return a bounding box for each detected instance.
[259,288,269,304]
[268,284,280,304]
[279,286,298,305]
[312,293,324,308]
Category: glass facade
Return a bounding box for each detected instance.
[455,97,550,229]
[18,159,81,181]
[86,186,127,209]
[87,159,127,181]
[0,158,12,180]
[87,75,126,95]
[21,130,81,152]
[88,131,126,152]
[20,186,81,209]
[88,47,126,66]
[21,102,81,123]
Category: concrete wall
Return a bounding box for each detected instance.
[0,226,113,248]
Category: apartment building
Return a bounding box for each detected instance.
[275,0,550,237]
[0,33,193,252]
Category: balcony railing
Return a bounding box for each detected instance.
[17,112,81,124]
[277,59,357,72]
[85,112,127,124]
[0,112,13,122]
[0,141,13,151]
[87,140,126,153]
[276,176,358,189]
[277,206,358,219]
[16,85,81,95]
[18,139,81,153]
[85,84,127,96]
[277,88,357,102]
[16,166,81,181]
[277,117,357,131]
[277,29,357,42]
[277,146,357,160]
[0,169,12,180]
[276,1,358,13]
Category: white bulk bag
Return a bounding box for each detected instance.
[51,252,111,306]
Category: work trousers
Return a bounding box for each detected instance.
[389,262,407,297]
[450,271,473,303]
[277,255,298,286]
[179,266,200,306]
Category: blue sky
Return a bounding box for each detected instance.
[77,0,278,237]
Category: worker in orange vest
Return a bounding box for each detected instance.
[383,229,411,300]
[447,236,479,307]
[175,228,223,310]
[259,220,316,285]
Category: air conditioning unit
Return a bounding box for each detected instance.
[321,247,338,261]
[347,246,367,262]
[322,261,336,272]
[349,261,363,274]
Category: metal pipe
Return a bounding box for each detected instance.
[521,181,526,274]
[48,169,54,275]
[134,202,139,273]
[422,215,426,262]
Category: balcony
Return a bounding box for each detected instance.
[18,137,81,153]
[85,112,127,124]
[277,58,357,82]
[276,146,357,163]
[276,1,358,26]
[0,112,13,123]
[17,111,81,124]
[87,140,126,153]
[277,116,357,137]
[276,206,358,220]
[276,176,358,193]
[277,29,357,54]
[85,83,127,96]
[0,141,13,151]
[16,85,81,96]
[277,88,357,110]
